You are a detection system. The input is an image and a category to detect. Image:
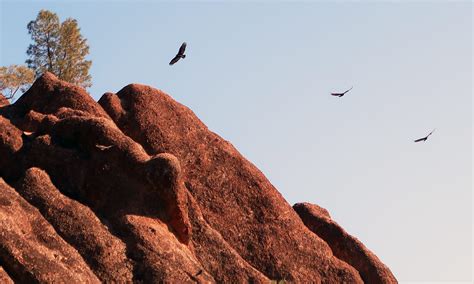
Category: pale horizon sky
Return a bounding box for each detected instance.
[1,1,472,282]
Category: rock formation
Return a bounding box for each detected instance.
[0,72,396,283]
[293,203,398,283]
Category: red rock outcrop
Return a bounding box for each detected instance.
[294,202,397,284]
[12,72,109,119]
[0,116,22,178]
[14,167,133,282]
[0,72,396,282]
[0,93,9,107]
[0,178,100,283]
[0,266,14,284]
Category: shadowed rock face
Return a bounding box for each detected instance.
[0,73,396,283]
[14,167,133,282]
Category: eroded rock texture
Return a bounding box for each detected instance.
[294,202,397,284]
[0,266,14,284]
[0,73,396,283]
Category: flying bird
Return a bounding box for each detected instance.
[169,42,187,65]
[331,86,353,97]
[414,129,436,143]
[95,144,114,150]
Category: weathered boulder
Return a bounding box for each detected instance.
[14,167,133,282]
[0,72,396,282]
[294,202,397,283]
[0,178,100,283]
[98,83,364,282]
[11,72,109,119]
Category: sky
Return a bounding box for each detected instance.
[1,1,472,282]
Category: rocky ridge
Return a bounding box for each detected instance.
[0,73,396,283]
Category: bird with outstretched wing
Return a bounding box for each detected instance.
[414,129,436,143]
[95,144,114,150]
[331,86,353,97]
[169,42,187,65]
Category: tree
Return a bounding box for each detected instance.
[26,10,92,88]
[0,65,35,100]
[56,19,92,87]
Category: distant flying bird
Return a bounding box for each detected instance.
[95,144,114,150]
[414,129,436,143]
[331,86,353,97]
[169,42,187,65]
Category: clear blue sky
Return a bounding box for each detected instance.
[1,1,472,282]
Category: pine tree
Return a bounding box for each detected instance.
[26,10,92,88]
[56,19,92,87]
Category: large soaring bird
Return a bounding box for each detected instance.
[414,129,436,143]
[331,86,353,97]
[169,42,187,65]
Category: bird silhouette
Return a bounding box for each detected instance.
[331,86,353,97]
[414,129,436,143]
[169,42,187,65]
